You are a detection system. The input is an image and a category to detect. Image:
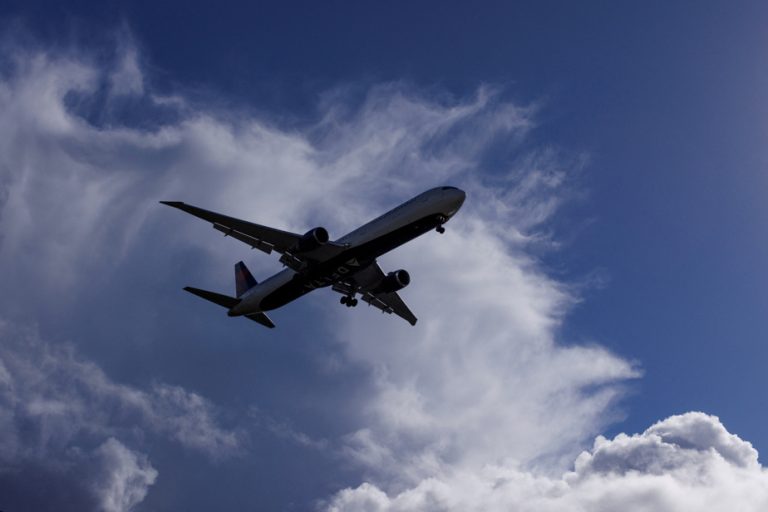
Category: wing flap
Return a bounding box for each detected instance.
[214,223,274,254]
[333,261,418,326]
[162,201,300,253]
[361,290,418,326]
[162,201,348,267]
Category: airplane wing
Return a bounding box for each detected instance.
[361,289,418,326]
[160,201,347,269]
[333,262,418,326]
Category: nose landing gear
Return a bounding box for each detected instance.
[436,215,447,234]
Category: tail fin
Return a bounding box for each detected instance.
[235,261,257,297]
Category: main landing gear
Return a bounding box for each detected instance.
[340,295,358,307]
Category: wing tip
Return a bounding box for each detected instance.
[160,201,185,207]
[246,312,276,329]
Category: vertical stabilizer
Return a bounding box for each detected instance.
[235,261,257,297]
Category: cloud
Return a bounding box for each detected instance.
[333,211,637,485]
[0,31,762,512]
[326,412,768,512]
[91,438,158,512]
[109,31,144,97]
[572,411,759,476]
[0,32,632,508]
[0,321,242,459]
[0,319,242,509]
[0,436,156,512]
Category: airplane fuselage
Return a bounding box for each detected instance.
[228,186,465,316]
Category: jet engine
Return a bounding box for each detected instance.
[296,227,329,252]
[375,269,411,293]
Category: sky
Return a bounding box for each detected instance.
[0,2,767,511]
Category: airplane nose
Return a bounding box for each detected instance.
[451,188,466,208]
[443,188,466,217]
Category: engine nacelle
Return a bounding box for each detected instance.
[375,269,411,293]
[296,227,329,252]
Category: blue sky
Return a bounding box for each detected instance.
[1,2,767,511]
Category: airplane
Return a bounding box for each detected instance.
[161,186,466,328]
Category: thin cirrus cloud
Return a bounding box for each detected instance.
[0,33,764,512]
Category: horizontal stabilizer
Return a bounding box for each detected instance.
[183,286,239,309]
[245,312,276,328]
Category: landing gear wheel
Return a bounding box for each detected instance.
[341,295,357,307]
[436,226,445,234]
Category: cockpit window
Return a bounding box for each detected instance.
[441,186,458,190]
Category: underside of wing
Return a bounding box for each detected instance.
[245,311,276,328]
[361,290,418,326]
[333,261,418,326]
[160,201,347,267]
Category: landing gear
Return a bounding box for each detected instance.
[436,215,447,234]
[340,295,358,307]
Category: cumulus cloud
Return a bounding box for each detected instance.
[327,412,768,512]
[91,438,158,512]
[0,31,761,512]
[0,436,156,512]
[0,321,242,459]
[334,213,636,484]
[0,319,241,509]
[573,411,760,476]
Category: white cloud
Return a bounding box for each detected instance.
[0,320,243,461]
[0,319,242,509]
[333,213,636,484]
[572,412,760,476]
[91,438,158,512]
[326,413,768,512]
[109,34,144,97]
